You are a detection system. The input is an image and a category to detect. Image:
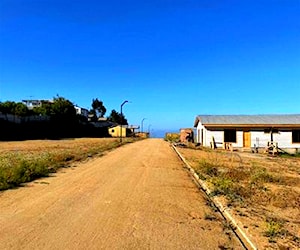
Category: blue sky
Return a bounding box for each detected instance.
[0,0,299,135]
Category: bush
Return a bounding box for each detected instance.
[210,176,246,204]
[0,154,50,190]
[164,133,180,142]
[264,218,285,242]
[199,159,219,177]
[211,177,234,196]
[250,166,281,185]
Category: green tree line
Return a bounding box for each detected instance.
[0,97,128,125]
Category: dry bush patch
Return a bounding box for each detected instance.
[177,146,300,249]
[0,138,137,190]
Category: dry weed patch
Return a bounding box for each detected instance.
[0,138,137,190]
[177,146,300,249]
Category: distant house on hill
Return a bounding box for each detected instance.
[74,106,89,118]
[22,99,53,109]
[194,115,300,154]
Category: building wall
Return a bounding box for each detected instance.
[196,122,300,150]
[250,131,271,148]
[196,123,209,146]
[251,131,299,149]
[108,126,127,137]
[74,106,89,118]
[206,130,221,147]
[235,131,244,147]
[200,130,243,148]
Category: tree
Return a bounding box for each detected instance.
[14,102,29,116]
[107,109,128,125]
[90,98,106,121]
[32,104,51,116]
[0,101,29,116]
[0,101,16,115]
[50,96,77,122]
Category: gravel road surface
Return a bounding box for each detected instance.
[0,139,242,249]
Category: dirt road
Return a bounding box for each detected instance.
[0,139,242,249]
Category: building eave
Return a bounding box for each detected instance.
[194,116,201,127]
[194,115,300,128]
[204,124,300,129]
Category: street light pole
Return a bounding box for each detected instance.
[141,118,146,133]
[120,100,128,143]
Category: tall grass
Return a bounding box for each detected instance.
[0,153,51,190]
[0,138,136,190]
[196,155,283,204]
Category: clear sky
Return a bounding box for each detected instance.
[0,0,299,136]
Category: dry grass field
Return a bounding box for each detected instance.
[0,138,136,190]
[0,138,127,155]
[177,146,300,249]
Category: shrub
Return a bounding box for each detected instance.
[224,168,250,182]
[250,166,280,185]
[164,133,180,142]
[198,159,219,177]
[264,218,285,242]
[210,176,246,204]
[0,155,51,190]
[211,177,234,196]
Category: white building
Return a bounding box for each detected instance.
[22,99,53,109]
[194,115,300,153]
[74,106,89,118]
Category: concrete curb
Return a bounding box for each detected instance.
[171,144,258,250]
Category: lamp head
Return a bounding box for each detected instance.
[121,100,129,107]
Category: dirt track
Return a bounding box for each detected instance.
[0,139,242,249]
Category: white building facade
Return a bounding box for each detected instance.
[74,106,89,118]
[194,115,300,153]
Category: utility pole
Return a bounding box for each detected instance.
[120,100,128,142]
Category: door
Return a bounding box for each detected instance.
[243,132,251,147]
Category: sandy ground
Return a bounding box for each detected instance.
[0,139,243,250]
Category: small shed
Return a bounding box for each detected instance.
[108,125,127,137]
[108,125,139,138]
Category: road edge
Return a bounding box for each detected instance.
[171,144,258,250]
